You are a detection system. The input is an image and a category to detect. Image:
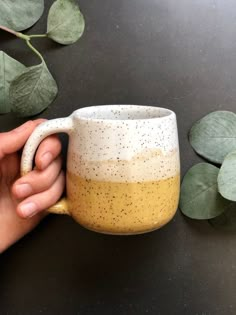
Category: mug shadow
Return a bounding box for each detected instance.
[60,219,177,295]
[0,214,179,306]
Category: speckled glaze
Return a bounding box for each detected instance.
[21,105,180,235]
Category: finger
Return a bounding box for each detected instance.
[0,119,46,159]
[35,135,62,170]
[12,156,62,199]
[17,171,65,218]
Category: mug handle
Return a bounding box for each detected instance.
[21,117,74,215]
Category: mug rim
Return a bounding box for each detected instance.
[72,104,175,122]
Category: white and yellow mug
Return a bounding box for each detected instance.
[21,105,180,235]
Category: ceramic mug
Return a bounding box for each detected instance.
[21,105,180,235]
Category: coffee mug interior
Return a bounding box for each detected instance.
[74,105,173,121]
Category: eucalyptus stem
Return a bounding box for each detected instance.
[26,40,44,63]
[16,32,30,41]
[0,25,18,36]
[0,25,47,41]
[0,23,46,63]
[29,34,47,39]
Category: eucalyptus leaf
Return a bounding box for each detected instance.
[209,202,236,231]
[47,0,85,45]
[0,51,26,114]
[179,163,230,219]
[189,111,236,164]
[0,0,44,31]
[10,62,58,117]
[218,150,236,201]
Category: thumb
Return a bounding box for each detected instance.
[0,119,45,159]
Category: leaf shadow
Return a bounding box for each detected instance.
[42,38,66,52]
[187,147,222,168]
[0,32,15,44]
[182,214,211,233]
[181,212,236,237]
[0,113,27,131]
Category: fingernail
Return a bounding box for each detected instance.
[41,152,53,169]
[15,183,32,198]
[20,202,37,218]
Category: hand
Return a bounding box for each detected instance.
[0,120,65,253]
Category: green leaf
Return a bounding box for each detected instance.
[10,62,58,117]
[47,0,85,45]
[209,202,236,231]
[0,0,44,31]
[0,51,26,114]
[179,163,230,219]
[189,111,236,164]
[218,150,236,201]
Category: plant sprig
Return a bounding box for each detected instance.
[180,110,236,231]
[0,0,85,117]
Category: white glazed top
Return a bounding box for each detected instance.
[67,105,180,182]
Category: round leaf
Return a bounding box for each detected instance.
[0,0,44,31]
[10,62,58,117]
[218,150,236,201]
[179,163,230,219]
[47,0,85,45]
[189,111,236,164]
[209,202,236,231]
[0,51,26,114]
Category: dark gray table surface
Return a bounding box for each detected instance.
[1,1,236,314]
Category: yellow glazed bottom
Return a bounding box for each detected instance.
[66,171,180,235]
